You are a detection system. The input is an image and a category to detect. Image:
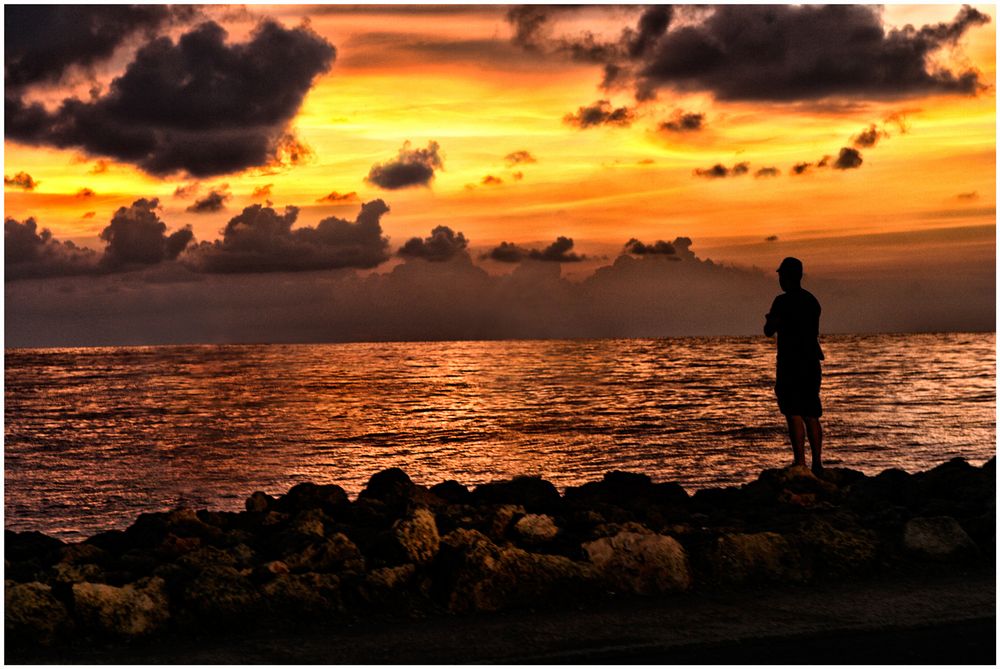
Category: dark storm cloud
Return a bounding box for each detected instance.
[833,147,864,170]
[4,5,196,88]
[5,20,336,177]
[189,200,391,274]
[852,124,888,148]
[791,162,812,175]
[5,217,100,280]
[658,111,704,133]
[486,237,584,263]
[694,162,749,179]
[513,5,991,103]
[317,190,359,203]
[624,238,677,256]
[4,172,38,190]
[481,175,503,186]
[398,226,468,262]
[504,150,537,167]
[563,100,636,128]
[186,189,231,214]
[100,198,194,269]
[755,167,780,178]
[365,141,443,190]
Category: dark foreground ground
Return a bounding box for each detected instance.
[10,568,994,664]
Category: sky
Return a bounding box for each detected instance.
[3,4,996,347]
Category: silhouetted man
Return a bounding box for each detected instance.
[764,257,824,473]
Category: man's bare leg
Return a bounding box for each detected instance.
[785,415,806,467]
[804,417,823,473]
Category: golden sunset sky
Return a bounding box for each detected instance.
[4,4,994,283]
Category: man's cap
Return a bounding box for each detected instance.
[776,256,803,275]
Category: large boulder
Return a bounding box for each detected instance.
[512,514,560,547]
[433,528,595,613]
[846,468,919,511]
[703,532,807,584]
[903,516,980,561]
[181,566,264,623]
[282,533,364,573]
[391,508,440,564]
[273,482,349,515]
[5,580,70,645]
[582,531,691,594]
[471,476,562,514]
[794,518,879,576]
[261,573,341,616]
[913,458,994,515]
[72,577,170,637]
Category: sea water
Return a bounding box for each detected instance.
[5,333,995,540]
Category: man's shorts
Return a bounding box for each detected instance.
[775,362,822,418]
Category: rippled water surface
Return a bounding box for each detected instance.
[5,333,995,539]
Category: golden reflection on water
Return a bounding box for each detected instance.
[5,333,995,539]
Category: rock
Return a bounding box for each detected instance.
[903,516,979,561]
[176,544,254,571]
[485,504,525,542]
[52,561,106,585]
[360,564,421,608]
[5,530,64,564]
[261,573,338,615]
[817,467,867,489]
[391,508,440,564]
[914,458,993,513]
[430,480,472,504]
[847,468,919,511]
[513,514,560,546]
[251,560,290,583]
[582,531,691,594]
[433,528,595,613]
[72,577,170,637]
[156,533,203,559]
[274,482,348,515]
[245,491,275,514]
[472,476,561,514]
[288,508,329,539]
[794,518,879,576]
[704,532,806,584]
[283,533,364,573]
[181,566,264,622]
[744,465,838,505]
[84,529,131,555]
[5,581,70,645]
[58,542,110,566]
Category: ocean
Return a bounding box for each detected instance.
[5,332,995,540]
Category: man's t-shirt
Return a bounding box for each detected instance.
[768,288,824,369]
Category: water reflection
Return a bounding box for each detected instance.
[5,333,995,539]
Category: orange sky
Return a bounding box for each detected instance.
[3,4,995,282]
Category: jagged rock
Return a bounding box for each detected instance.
[58,542,110,566]
[430,480,472,504]
[176,544,254,571]
[903,516,979,561]
[361,468,413,501]
[126,508,221,548]
[794,518,879,575]
[251,560,290,583]
[513,514,560,546]
[434,528,595,613]
[288,508,330,539]
[5,530,64,564]
[471,476,561,514]
[817,467,867,489]
[261,573,338,615]
[743,465,838,506]
[52,561,106,585]
[5,581,70,645]
[391,508,440,564]
[582,531,691,594]
[84,529,131,555]
[704,532,806,584]
[156,533,203,559]
[245,491,275,514]
[72,577,170,637]
[283,533,364,573]
[485,504,525,541]
[913,458,993,514]
[274,482,348,515]
[181,566,264,621]
[847,468,919,510]
[588,521,653,541]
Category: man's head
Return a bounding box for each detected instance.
[777,256,803,292]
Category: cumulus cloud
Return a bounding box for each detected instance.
[6,19,336,177]
[511,171,524,181]
[365,141,443,190]
[832,147,864,170]
[658,110,705,133]
[100,198,194,269]
[624,238,677,256]
[398,226,469,262]
[852,124,888,148]
[755,167,780,178]
[251,184,273,201]
[481,175,503,186]
[173,183,200,199]
[186,189,231,213]
[510,5,991,103]
[4,172,39,190]
[694,162,749,179]
[563,100,636,128]
[316,190,359,203]
[188,200,391,273]
[791,162,812,176]
[83,212,96,219]
[89,160,110,175]
[5,217,100,280]
[504,150,537,167]
[486,237,585,263]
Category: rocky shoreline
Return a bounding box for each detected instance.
[6,457,995,653]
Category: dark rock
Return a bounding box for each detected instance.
[176,544,255,571]
[391,507,440,564]
[582,531,691,594]
[512,514,560,547]
[471,476,561,514]
[261,573,340,615]
[913,458,993,513]
[181,566,264,622]
[744,465,839,505]
[691,486,744,513]
[156,533,203,560]
[794,517,879,576]
[360,468,413,503]
[433,528,596,613]
[273,482,348,515]
[283,533,364,573]
[84,529,131,555]
[817,467,867,489]
[5,581,70,645]
[652,481,689,505]
[702,532,807,585]
[847,468,919,510]
[903,516,980,561]
[245,491,275,514]
[72,577,170,638]
[51,562,106,585]
[5,530,64,564]
[430,480,472,504]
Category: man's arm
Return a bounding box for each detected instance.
[764,298,780,337]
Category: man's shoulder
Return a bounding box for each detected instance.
[801,288,821,307]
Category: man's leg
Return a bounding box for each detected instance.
[804,417,823,472]
[785,415,806,467]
